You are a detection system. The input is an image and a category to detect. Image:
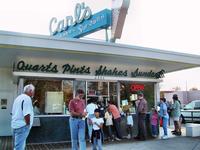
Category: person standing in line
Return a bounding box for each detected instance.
[126,109,134,139]
[134,92,148,141]
[91,108,104,150]
[171,94,182,136]
[11,84,35,150]
[107,101,122,141]
[104,108,114,141]
[86,98,98,140]
[69,89,87,150]
[159,98,169,140]
[150,107,159,138]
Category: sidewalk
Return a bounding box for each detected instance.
[1,126,200,150]
[100,136,200,150]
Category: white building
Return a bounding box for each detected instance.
[0,31,200,142]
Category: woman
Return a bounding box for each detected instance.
[159,98,169,140]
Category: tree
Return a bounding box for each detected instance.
[189,87,198,91]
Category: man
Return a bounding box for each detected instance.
[69,89,87,150]
[135,92,148,140]
[11,84,35,150]
[108,101,122,141]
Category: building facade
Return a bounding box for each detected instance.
[0,31,200,142]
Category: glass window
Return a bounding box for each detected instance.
[74,80,86,95]
[120,81,155,113]
[24,79,73,115]
[109,82,118,103]
[62,80,73,108]
[87,81,108,96]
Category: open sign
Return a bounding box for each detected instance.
[131,84,144,91]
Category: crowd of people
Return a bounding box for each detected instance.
[11,84,183,150]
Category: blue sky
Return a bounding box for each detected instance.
[1,0,200,90]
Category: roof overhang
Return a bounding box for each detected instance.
[0,30,200,74]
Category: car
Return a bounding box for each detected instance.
[181,100,200,123]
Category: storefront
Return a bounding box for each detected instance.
[1,31,200,143]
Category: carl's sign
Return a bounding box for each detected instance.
[49,2,111,38]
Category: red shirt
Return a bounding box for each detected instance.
[108,104,121,119]
[69,98,85,114]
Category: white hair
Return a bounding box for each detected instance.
[23,84,35,93]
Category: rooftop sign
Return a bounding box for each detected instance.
[49,2,112,38]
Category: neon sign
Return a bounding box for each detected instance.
[131,84,145,92]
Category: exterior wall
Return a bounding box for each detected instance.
[0,68,17,136]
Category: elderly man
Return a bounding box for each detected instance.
[69,89,87,150]
[134,92,148,141]
[11,84,35,150]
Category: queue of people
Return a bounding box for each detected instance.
[11,84,183,150]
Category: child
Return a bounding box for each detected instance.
[126,109,134,139]
[91,108,104,150]
[104,108,114,141]
[151,107,159,137]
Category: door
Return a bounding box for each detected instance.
[0,91,14,136]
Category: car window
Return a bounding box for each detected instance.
[194,102,200,109]
[184,102,194,110]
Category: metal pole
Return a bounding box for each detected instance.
[105,28,109,42]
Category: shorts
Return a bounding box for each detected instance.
[173,117,180,121]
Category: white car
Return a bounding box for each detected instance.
[181,100,200,123]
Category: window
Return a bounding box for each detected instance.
[24,79,73,115]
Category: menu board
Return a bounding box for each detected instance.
[45,91,63,114]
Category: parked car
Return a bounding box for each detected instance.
[181,100,200,123]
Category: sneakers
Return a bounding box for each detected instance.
[126,134,131,139]
[115,137,122,141]
[152,135,157,138]
[161,135,169,140]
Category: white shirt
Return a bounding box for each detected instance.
[104,111,113,126]
[127,115,133,126]
[91,117,104,130]
[11,94,34,129]
[86,103,98,115]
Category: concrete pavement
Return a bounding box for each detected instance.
[100,137,200,150]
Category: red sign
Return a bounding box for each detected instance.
[131,84,144,91]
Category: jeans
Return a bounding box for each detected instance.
[151,125,158,135]
[92,135,102,150]
[107,125,113,139]
[87,114,95,140]
[70,117,86,150]
[113,117,122,139]
[13,125,30,150]
[162,117,168,136]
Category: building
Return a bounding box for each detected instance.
[0,31,200,142]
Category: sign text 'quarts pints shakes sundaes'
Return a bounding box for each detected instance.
[14,60,165,79]
[49,2,112,38]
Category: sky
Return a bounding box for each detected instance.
[0,0,200,91]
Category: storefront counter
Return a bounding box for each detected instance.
[27,113,153,144]
[27,115,71,143]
